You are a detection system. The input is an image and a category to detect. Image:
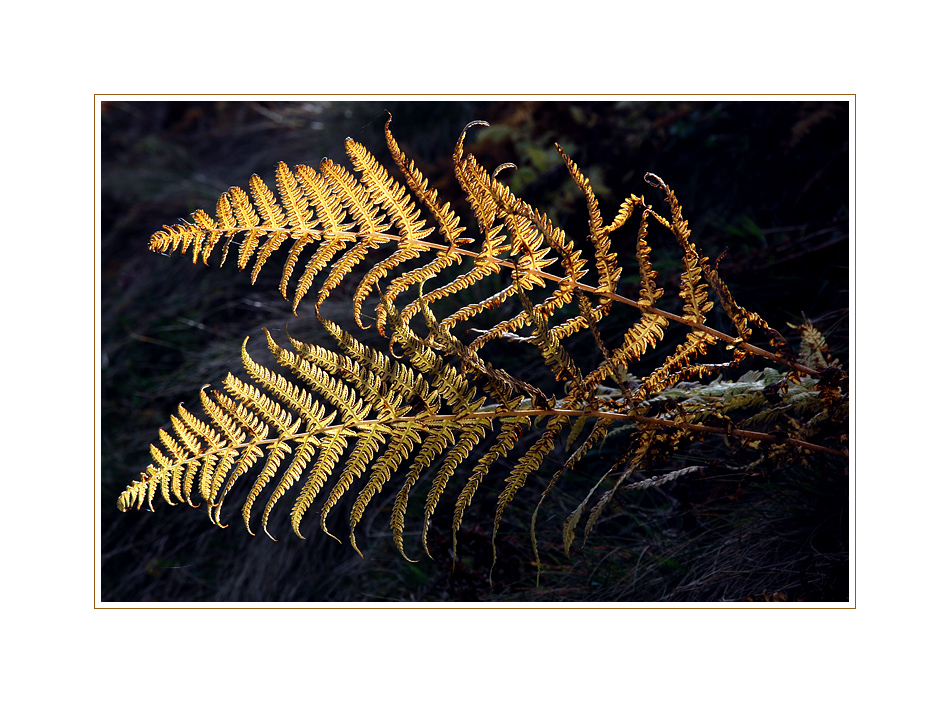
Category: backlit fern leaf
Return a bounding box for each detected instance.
[120,116,848,579]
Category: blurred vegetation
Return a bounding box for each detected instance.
[100,100,849,602]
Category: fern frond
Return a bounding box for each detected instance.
[562,433,648,555]
[289,429,349,539]
[421,417,492,556]
[260,435,320,540]
[284,162,351,302]
[582,428,661,546]
[348,422,423,556]
[492,414,572,566]
[247,174,288,283]
[344,136,434,331]
[317,427,385,541]
[555,143,621,304]
[391,425,455,561]
[122,117,848,581]
[241,436,294,535]
[452,415,530,557]
[530,415,614,572]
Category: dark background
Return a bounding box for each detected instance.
[100,99,849,602]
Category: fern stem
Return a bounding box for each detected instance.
[413,244,825,379]
[186,225,823,379]
[144,407,844,485]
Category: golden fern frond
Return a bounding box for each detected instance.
[119,319,471,546]
[392,425,456,561]
[383,116,470,249]
[284,163,351,304]
[344,136,435,332]
[451,415,531,557]
[122,116,848,578]
[317,426,385,541]
[492,414,572,564]
[554,144,622,305]
[290,428,349,540]
[247,173,289,282]
[421,417,492,556]
[579,210,669,392]
[348,421,424,555]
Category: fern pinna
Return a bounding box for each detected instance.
[117,116,848,570]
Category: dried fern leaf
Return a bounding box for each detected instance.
[122,117,847,574]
